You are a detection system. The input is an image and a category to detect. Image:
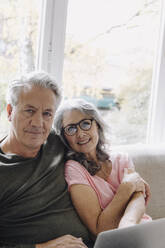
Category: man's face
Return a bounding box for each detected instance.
[7,85,57,152]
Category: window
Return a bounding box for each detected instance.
[0,0,42,139]
[1,0,164,146]
[37,0,165,145]
[62,0,162,145]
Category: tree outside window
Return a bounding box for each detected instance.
[63,0,161,145]
[0,0,41,139]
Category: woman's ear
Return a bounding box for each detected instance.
[7,104,13,121]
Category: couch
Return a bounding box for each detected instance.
[112,144,165,220]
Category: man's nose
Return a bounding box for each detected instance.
[31,113,43,127]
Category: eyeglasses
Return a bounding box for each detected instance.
[63,119,94,136]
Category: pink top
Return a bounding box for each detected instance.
[65,152,134,209]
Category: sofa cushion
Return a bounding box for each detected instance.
[112,144,165,219]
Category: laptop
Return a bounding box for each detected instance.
[94,218,165,248]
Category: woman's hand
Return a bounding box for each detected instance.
[121,168,145,194]
[141,179,151,205]
[121,168,151,205]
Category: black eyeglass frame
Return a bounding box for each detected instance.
[62,118,94,136]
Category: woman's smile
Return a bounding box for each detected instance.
[77,138,91,145]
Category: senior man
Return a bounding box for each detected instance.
[0,71,94,248]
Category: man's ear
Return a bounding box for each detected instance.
[7,104,13,121]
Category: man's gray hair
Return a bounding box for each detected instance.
[6,71,62,107]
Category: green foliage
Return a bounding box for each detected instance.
[0,0,39,114]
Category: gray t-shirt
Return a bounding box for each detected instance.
[0,131,93,247]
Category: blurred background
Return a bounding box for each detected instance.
[0,0,161,145]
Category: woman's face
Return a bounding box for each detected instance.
[62,110,99,158]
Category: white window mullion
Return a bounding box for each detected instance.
[36,0,68,84]
[147,0,165,144]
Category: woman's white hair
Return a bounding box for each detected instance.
[54,98,110,148]
[54,98,111,175]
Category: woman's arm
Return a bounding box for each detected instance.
[69,169,143,236]
[118,192,145,228]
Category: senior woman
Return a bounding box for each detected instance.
[54,98,151,237]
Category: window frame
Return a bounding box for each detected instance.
[37,0,165,145]
[36,0,68,84]
[147,0,165,144]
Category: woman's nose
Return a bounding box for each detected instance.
[76,126,86,137]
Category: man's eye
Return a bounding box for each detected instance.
[26,109,34,113]
[43,112,52,118]
[24,109,34,114]
[23,109,35,117]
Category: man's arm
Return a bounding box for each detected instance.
[0,235,88,248]
[0,243,34,248]
[36,235,87,248]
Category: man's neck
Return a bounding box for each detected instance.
[0,136,40,158]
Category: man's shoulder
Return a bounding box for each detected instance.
[44,129,66,151]
[47,129,61,143]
